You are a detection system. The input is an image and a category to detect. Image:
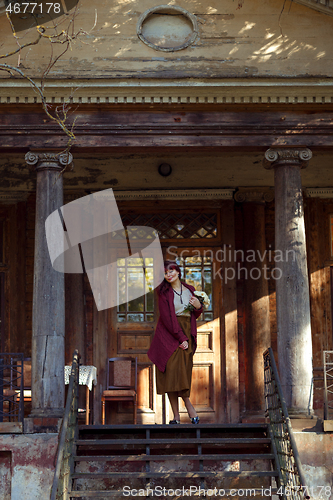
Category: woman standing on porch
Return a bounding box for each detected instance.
[148,260,202,424]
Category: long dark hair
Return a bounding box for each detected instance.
[157,260,183,295]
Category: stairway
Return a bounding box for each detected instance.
[68,423,279,499]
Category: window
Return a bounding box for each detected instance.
[176,255,213,322]
[117,257,155,323]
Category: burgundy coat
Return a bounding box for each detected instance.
[147,283,203,373]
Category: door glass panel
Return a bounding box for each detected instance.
[117,257,155,322]
[176,254,213,321]
[116,251,214,323]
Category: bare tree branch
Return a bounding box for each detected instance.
[0,3,97,163]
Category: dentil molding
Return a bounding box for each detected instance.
[305,188,333,198]
[0,79,333,105]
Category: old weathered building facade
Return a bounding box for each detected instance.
[0,0,333,497]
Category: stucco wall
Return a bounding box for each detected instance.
[0,0,333,79]
[0,433,58,500]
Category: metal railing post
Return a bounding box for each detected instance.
[264,347,310,500]
[50,349,80,500]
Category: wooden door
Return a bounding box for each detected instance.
[164,247,222,423]
[109,252,160,425]
[108,246,222,424]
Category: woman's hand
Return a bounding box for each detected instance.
[179,340,189,350]
[189,296,201,310]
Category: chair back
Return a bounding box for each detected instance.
[23,358,31,390]
[107,357,137,391]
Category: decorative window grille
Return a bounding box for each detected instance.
[119,213,218,240]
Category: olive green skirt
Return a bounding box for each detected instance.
[156,316,193,397]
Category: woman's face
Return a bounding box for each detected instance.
[164,267,179,284]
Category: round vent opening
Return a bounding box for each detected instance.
[137,5,198,52]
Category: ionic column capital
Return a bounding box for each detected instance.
[234,189,274,203]
[263,148,312,170]
[25,151,73,172]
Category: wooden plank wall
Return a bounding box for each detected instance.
[25,194,35,357]
[0,200,29,356]
[305,197,333,412]
[220,201,239,422]
[265,200,278,360]
[234,202,245,415]
[235,199,276,417]
[9,201,27,354]
[235,195,332,415]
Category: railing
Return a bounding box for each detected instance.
[323,350,333,420]
[50,350,79,500]
[264,348,310,500]
[0,353,24,427]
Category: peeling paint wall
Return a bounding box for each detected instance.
[3,152,333,192]
[0,434,58,500]
[294,431,333,500]
[0,0,333,79]
[0,451,11,500]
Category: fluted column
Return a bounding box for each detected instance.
[264,148,313,416]
[25,151,72,418]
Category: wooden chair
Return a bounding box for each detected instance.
[101,357,137,425]
[23,359,32,403]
